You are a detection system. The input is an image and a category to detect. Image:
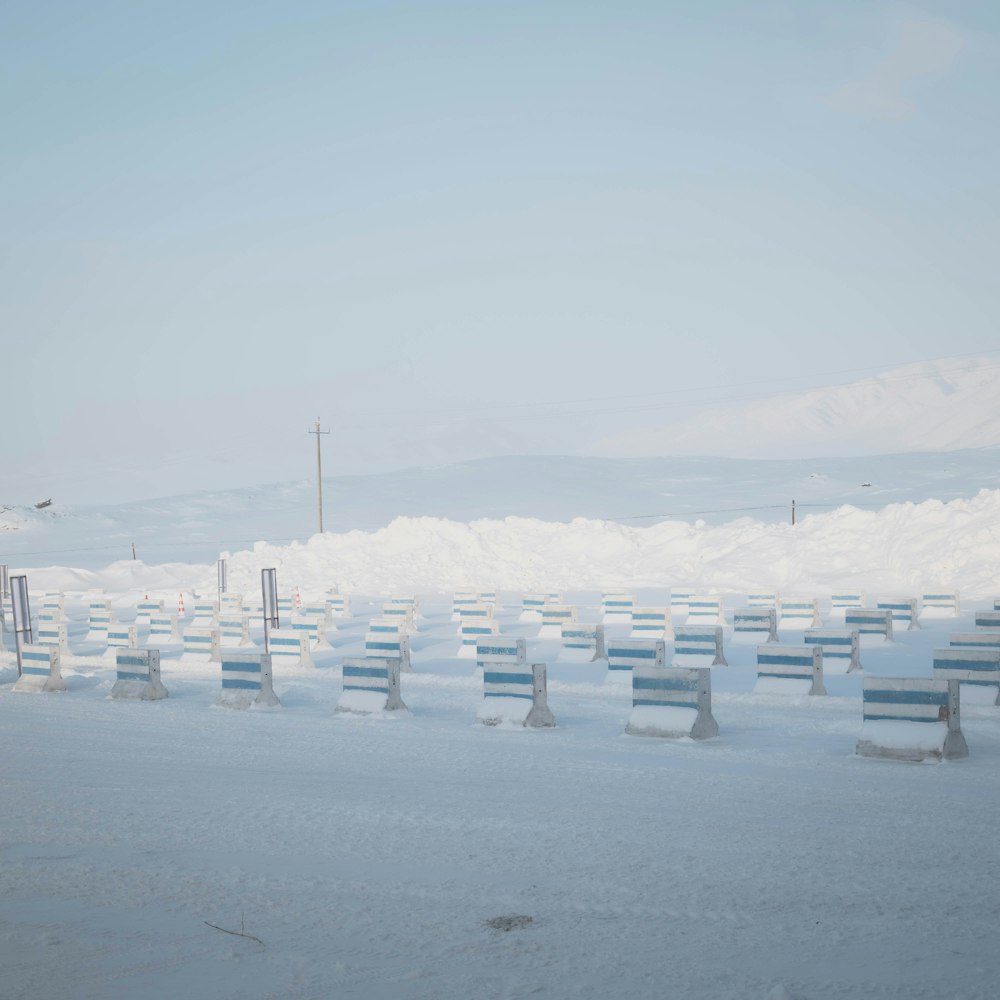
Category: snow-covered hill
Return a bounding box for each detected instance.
[595,356,1000,458]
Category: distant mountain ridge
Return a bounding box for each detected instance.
[594,356,1000,458]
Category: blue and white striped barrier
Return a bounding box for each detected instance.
[670,590,695,613]
[804,628,861,674]
[14,644,66,693]
[601,593,634,624]
[950,631,1000,650]
[459,618,500,657]
[111,648,167,700]
[219,592,244,614]
[520,593,559,622]
[747,592,778,609]
[87,599,114,640]
[831,593,865,615]
[181,627,221,663]
[626,666,718,740]
[672,626,727,667]
[856,678,967,761]
[457,603,494,630]
[38,595,64,623]
[754,645,826,695]
[327,595,351,619]
[277,596,295,617]
[218,652,280,709]
[290,614,332,650]
[148,613,180,642]
[452,591,479,621]
[845,608,893,642]
[539,604,575,639]
[135,600,163,625]
[876,598,919,631]
[478,661,555,728]
[629,607,673,641]
[192,601,219,627]
[732,608,778,644]
[107,624,139,651]
[338,656,408,715]
[932,647,1000,705]
[219,613,253,647]
[974,611,1000,630]
[558,623,606,662]
[778,597,821,629]
[478,590,498,609]
[607,639,666,674]
[922,592,959,616]
[299,602,332,626]
[365,629,412,672]
[267,628,314,668]
[381,603,415,632]
[36,622,70,655]
[476,637,526,672]
[686,597,725,627]
[386,595,421,620]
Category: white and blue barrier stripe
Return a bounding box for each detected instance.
[732,608,778,643]
[111,648,167,700]
[747,592,778,609]
[607,639,666,674]
[365,630,412,672]
[381,603,415,632]
[277,596,295,616]
[601,593,634,624]
[673,626,727,667]
[452,591,479,620]
[181,627,221,663]
[932,647,1000,705]
[922,592,959,615]
[558,623,606,662]
[520,593,559,622]
[457,603,494,630]
[459,619,500,657]
[218,652,280,709]
[845,608,893,642]
[338,656,407,714]
[107,624,138,650]
[670,590,695,612]
[192,601,219,626]
[754,645,826,695]
[368,617,403,636]
[267,628,315,668]
[327,595,351,618]
[38,595,64,623]
[950,631,1000,650]
[14,644,66,693]
[299,602,331,625]
[539,604,575,638]
[135,600,163,625]
[219,613,253,647]
[626,666,718,740]
[148,613,179,642]
[87,599,114,639]
[876,598,919,630]
[387,595,420,619]
[831,593,865,613]
[478,661,555,728]
[476,637,526,671]
[290,614,332,650]
[974,611,1000,630]
[778,597,821,629]
[219,592,244,613]
[36,622,70,654]
[685,597,725,627]
[629,607,673,641]
[857,678,967,761]
[804,628,861,673]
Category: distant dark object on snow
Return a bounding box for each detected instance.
[34,498,53,509]
[860,483,871,488]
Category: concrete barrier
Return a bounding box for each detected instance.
[520,593,559,622]
[686,597,725,627]
[452,591,479,621]
[477,591,498,608]
[778,597,821,629]
[219,613,253,647]
[299,601,331,625]
[932,647,1000,705]
[267,628,315,668]
[457,603,494,631]
[876,598,919,631]
[135,599,163,626]
[747,592,778,609]
[974,611,1000,630]
[831,593,865,614]
[107,624,139,651]
[601,593,634,624]
[845,608,893,642]
[365,629,412,672]
[476,637,526,672]
[626,666,718,739]
[558,623,606,662]
[36,622,71,655]
[148,613,180,642]
[219,592,244,614]
[381,603,415,632]
[111,648,167,700]
[87,599,114,640]
[539,604,575,638]
[338,656,407,714]
[673,626,727,667]
[13,644,66,693]
[459,618,500,657]
[38,595,64,623]
[181,627,222,663]
[754,645,826,695]
[804,628,861,673]
[608,639,666,674]
[218,652,280,709]
[732,608,778,643]
[950,631,1000,650]
[290,613,332,650]
[922,592,960,616]
[629,607,673,641]
[327,595,351,618]
[478,661,555,728]
[191,601,219,627]
[386,595,420,620]
[857,677,967,761]
[670,590,695,613]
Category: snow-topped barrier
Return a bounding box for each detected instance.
[558,623,606,662]
[932,647,1000,705]
[13,644,66,693]
[629,607,673,640]
[337,656,407,715]
[111,648,167,700]
[607,638,666,675]
[267,628,314,668]
[36,622,70,655]
[845,608,893,642]
[778,597,821,629]
[754,644,826,695]
[601,593,633,624]
[877,598,919,631]
[182,627,221,663]
[478,661,554,728]
[686,597,725,626]
[539,604,575,639]
[365,627,412,672]
[218,652,280,709]
[804,628,861,674]
[626,666,718,740]
[673,625,727,667]
[732,608,778,643]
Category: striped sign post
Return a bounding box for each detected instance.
[338,657,407,715]
[673,626,727,667]
[626,666,718,740]
[13,644,66,693]
[218,652,280,709]
[607,639,666,674]
[856,678,967,761]
[753,645,826,695]
[845,608,893,643]
[558,623,606,662]
[804,629,861,674]
[111,648,167,700]
[732,608,778,644]
[933,647,1000,705]
[478,661,555,728]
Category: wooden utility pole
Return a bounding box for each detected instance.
[308,418,330,534]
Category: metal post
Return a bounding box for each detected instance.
[10,575,32,677]
[791,499,796,526]
[261,568,278,654]
[217,558,228,596]
[0,564,8,598]
[308,418,330,535]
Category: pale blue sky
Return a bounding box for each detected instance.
[2,1,998,503]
